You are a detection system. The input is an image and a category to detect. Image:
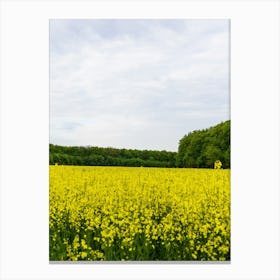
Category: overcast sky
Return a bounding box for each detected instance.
[50,19,230,152]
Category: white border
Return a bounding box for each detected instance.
[0,1,279,279]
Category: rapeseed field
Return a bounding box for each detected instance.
[49,166,230,261]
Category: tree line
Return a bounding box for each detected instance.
[49,144,177,167]
[50,120,230,168]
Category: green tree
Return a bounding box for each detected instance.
[177,120,230,168]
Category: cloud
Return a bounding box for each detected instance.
[50,19,230,151]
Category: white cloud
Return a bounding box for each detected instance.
[50,19,230,151]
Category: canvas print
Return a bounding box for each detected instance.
[49,19,230,261]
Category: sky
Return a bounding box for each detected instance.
[50,19,230,152]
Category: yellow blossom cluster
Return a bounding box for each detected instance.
[49,166,230,261]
